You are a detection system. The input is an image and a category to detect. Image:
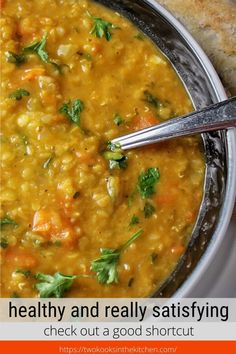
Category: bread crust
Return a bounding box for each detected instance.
[157,0,236,95]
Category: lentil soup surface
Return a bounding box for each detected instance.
[0,0,205,298]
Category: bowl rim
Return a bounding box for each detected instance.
[145,0,236,297]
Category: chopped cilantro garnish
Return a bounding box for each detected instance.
[0,238,8,249]
[6,34,61,71]
[138,167,160,199]
[114,113,123,126]
[0,217,18,228]
[35,272,89,298]
[9,88,30,101]
[89,13,118,41]
[15,269,32,278]
[144,202,155,218]
[59,99,85,127]
[144,90,162,108]
[6,51,26,66]
[129,215,140,226]
[23,33,61,71]
[91,229,143,285]
[23,34,49,62]
[10,292,20,298]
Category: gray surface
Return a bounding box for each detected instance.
[189,217,236,297]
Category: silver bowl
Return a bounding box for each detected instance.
[96,0,236,297]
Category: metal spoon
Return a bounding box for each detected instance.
[111,96,236,150]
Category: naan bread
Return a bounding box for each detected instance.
[157,0,236,95]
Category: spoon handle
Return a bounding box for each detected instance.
[112,96,236,150]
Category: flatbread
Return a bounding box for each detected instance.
[157,0,236,96]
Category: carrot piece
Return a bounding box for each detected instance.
[0,0,5,9]
[5,249,37,268]
[156,193,177,206]
[91,41,103,54]
[130,112,159,131]
[156,187,178,206]
[32,209,59,237]
[21,67,45,81]
[32,209,76,245]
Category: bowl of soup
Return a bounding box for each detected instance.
[0,0,235,298]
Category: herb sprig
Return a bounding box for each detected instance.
[35,272,89,298]
[143,202,155,218]
[0,238,8,249]
[6,51,26,66]
[23,33,61,71]
[6,33,61,71]
[9,89,30,101]
[138,167,160,199]
[59,99,85,127]
[144,90,162,108]
[114,113,123,126]
[0,217,18,228]
[89,13,118,41]
[129,215,139,226]
[91,229,143,285]
[15,269,32,278]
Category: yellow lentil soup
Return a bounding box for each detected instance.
[0,0,205,298]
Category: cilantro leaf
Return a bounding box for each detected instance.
[35,272,77,298]
[11,292,20,298]
[91,229,143,285]
[23,34,49,63]
[35,272,91,298]
[6,51,26,66]
[15,269,32,278]
[0,217,18,228]
[59,99,85,126]
[144,90,162,108]
[6,34,62,71]
[129,215,140,226]
[138,167,160,199]
[144,202,155,218]
[114,113,123,126]
[23,33,61,71]
[9,88,30,101]
[0,238,8,249]
[91,249,120,284]
[90,14,118,41]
